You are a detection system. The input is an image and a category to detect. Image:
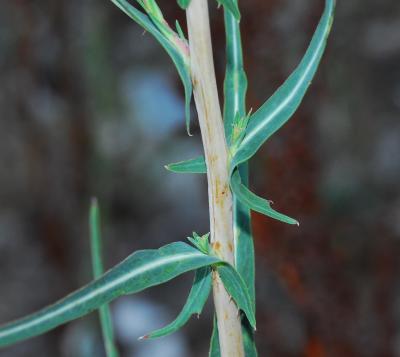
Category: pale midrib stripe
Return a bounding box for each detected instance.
[0,252,206,339]
[240,17,329,150]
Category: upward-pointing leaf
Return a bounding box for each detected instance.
[89,199,119,357]
[230,0,335,170]
[223,1,258,353]
[109,0,193,134]
[0,242,220,348]
[141,266,212,339]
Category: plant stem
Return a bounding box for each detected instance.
[186,1,244,356]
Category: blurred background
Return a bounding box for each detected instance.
[0,0,399,356]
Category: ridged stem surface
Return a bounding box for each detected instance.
[186,1,244,356]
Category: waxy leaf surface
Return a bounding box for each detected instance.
[89,199,119,357]
[165,156,206,174]
[209,317,221,357]
[0,242,220,348]
[231,0,335,170]
[217,0,241,21]
[142,267,212,339]
[217,264,256,330]
[110,0,193,134]
[231,170,298,225]
[223,1,258,353]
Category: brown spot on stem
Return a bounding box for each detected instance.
[212,241,221,252]
[224,311,229,321]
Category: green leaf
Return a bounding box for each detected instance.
[231,170,299,225]
[217,264,256,330]
[232,166,255,306]
[242,319,258,357]
[89,199,119,357]
[187,232,210,254]
[230,111,252,151]
[223,0,247,146]
[209,316,221,357]
[0,242,220,348]
[141,266,212,339]
[230,0,335,169]
[177,0,191,9]
[165,156,206,174]
[223,2,258,353]
[175,20,186,40]
[217,0,241,21]
[109,0,193,135]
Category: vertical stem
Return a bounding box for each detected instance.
[186,0,245,356]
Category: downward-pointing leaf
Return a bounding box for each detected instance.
[231,170,299,225]
[109,0,193,134]
[165,156,206,174]
[0,242,220,348]
[217,264,256,330]
[141,267,212,339]
[231,0,335,169]
[89,199,119,357]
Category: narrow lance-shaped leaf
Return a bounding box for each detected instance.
[109,0,193,134]
[242,319,258,357]
[89,199,119,357]
[223,0,255,304]
[217,264,256,330]
[223,7,247,145]
[209,316,221,357]
[165,156,206,174]
[231,0,335,170]
[141,266,212,340]
[0,242,220,348]
[231,170,299,225]
[223,1,258,354]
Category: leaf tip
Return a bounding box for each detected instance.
[91,196,98,208]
